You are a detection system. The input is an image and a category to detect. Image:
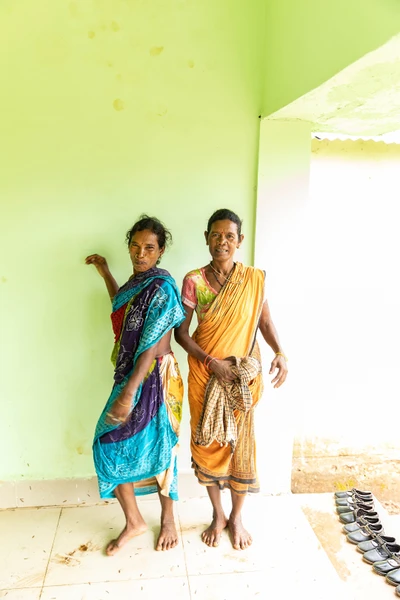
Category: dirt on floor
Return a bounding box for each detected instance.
[292,456,400,512]
[302,506,351,581]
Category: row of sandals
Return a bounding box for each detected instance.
[335,488,400,596]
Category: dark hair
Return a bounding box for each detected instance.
[206,208,242,237]
[126,215,172,249]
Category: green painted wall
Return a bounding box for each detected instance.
[0,0,264,480]
[263,0,400,117]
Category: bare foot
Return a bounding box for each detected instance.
[106,521,147,556]
[202,515,228,547]
[228,516,252,550]
[156,519,179,551]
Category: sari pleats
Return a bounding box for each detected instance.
[188,263,265,494]
[92,268,185,499]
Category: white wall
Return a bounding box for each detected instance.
[254,120,312,493]
[297,138,400,454]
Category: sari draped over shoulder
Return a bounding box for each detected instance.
[187,263,265,494]
[93,267,185,500]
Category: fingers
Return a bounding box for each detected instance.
[269,356,288,388]
[269,359,278,375]
[85,255,98,265]
[272,367,288,389]
[217,373,236,383]
[85,254,105,264]
[211,362,236,382]
[105,412,118,425]
[224,373,236,381]
[105,410,128,425]
[216,377,232,386]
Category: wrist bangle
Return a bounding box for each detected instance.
[204,354,213,368]
[203,354,211,366]
[275,352,288,361]
[117,399,131,407]
[204,355,217,370]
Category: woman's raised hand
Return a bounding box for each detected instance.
[85,254,110,278]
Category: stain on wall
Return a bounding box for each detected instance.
[0,0,265,481]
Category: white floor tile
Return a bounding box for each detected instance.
[1,492,382,599]
[177,496,262,576]
[44,501,186,586]
[179,494,350,597]
[0,508,60,589]
[41,577,191,600]
[295,492,394,599]
[0,590,41,600]
[188,572,264,600]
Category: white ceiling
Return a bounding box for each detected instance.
[266,34,400,138]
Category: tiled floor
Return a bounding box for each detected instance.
[295,493,400,600]
[0,492,397,599]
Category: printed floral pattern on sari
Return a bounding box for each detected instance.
[182,268,218,321]
[93,267,185,500]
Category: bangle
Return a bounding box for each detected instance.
[203,354,212,366]
[117,399,131,407]
[275,352,288,361]
[204,355,217,370]
[204,355,213,368]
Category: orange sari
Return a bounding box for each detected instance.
[188,263,265,494]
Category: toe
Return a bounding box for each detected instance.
[106,543,117,556]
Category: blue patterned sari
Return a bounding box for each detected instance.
[93,267,185,499]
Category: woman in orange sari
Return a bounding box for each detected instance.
[175,208,288,550]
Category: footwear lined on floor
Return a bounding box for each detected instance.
[363,542,400,565]
[335,495,374,507]
[339,506,379,524]
[335,488,373,499]
[344,515,381,533]
[357,535,397,553]
[334,487,400,594]
[346,523,385,544]
[336,501,375,515]
[386,567,400,585]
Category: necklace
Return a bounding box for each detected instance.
[210,270,224,287]
[209,261,245,287]
[209,261,235,286]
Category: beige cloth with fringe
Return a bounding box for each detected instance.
[194,355,261,453]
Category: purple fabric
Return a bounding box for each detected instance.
[100,358,163,444]
[100,278,164,444]
[116,267,170,297]
[113,279,160,384]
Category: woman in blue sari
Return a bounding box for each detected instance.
[86,215,185,555]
